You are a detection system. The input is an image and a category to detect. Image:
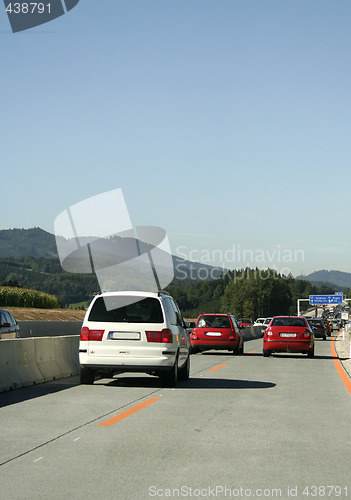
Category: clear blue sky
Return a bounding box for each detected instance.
[1,0,350,276]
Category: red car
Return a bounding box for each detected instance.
[263,316,314,357]
[239,318,253,328]
[190,313,244,355]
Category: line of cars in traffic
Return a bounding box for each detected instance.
[2,288,347,388]
[78,289,349,387]
[253,316,343,339]
[188,313,345,359]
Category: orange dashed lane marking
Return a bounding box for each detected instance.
[248,350,256,354]
[208,363,227,372]
[98,397,161,427]
[331,334,351,396]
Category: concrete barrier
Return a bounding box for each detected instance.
[0,340,18,391]
[53,336,79,378]
[17,321,82,338]
[34,337,64,382]
[12,338,44,388]
[0,336,79,392]
[243,325,264,342]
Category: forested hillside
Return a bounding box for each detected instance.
[0,227,58,258]
[0,228,347,316]
[168,268,339,318]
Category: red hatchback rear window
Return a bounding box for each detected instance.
[271,317,307,327]
[197,315,232,328]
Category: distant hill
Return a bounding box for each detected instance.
[297,270,351,290]
[0,227,58,258]
[0,228,226,305]
[0,227,224,280]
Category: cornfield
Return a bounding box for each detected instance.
[0,286,60,309]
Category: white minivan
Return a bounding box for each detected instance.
[79,290,190,386]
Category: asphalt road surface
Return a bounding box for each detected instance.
[1,337,350,500]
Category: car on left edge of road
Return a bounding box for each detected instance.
[263,316,314,357]
[0,309,20,339]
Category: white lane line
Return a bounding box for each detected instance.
[34,457,43,463]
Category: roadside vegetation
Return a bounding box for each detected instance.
[0,286,60,309]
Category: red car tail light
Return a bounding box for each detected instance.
[229,329,237,340]
[266,327,273,336]
[80,327,104,341]
[146,329,173,343]
[304,329,311,338]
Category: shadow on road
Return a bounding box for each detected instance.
[177,378,276,389]
[268,353,338,360]
[101,375,275,390]
[0,376,79,408]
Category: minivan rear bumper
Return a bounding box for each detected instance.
[79,351,177,371]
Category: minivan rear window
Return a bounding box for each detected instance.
[88,297,164,323]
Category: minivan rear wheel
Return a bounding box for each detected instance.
[160,358,178,387]
[80,366,95,384]
[178,355,190,381]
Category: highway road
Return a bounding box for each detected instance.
[1,336,350,500]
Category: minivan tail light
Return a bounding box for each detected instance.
[146,329,173,343]
[161,328,173,343]
[80,327,104,341]
[146,331,162,342]
[80,327,89,341]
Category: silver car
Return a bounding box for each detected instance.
[0,309,20,339]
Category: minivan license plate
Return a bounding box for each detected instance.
[110,332,141,340]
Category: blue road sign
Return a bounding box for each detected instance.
[309,295,343,305]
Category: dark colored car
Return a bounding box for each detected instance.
[263,316,314,357]
[0,309,20,339]
[307,318,327,340]
[190,313,244,355]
